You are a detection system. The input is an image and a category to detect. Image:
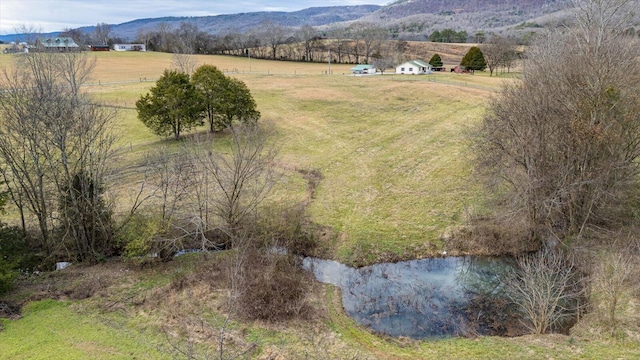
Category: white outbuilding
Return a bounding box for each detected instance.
[395,60,432,75]
[113,43,147,52]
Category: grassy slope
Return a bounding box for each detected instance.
[2,255,638,360]
[245,72,489,264]
[0,300,168,359]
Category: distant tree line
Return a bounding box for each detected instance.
[56,18,501,68]
[428,28,469,43]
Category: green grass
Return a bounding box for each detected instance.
[0,299,168,359]
[30,53,496,265]
[239,73,490,264]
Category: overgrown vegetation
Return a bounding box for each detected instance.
[473,0,640,247]
[468,0,640,340]
[0,50,118,263]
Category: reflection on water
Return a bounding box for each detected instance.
[303,256,517,339]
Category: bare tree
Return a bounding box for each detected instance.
[59,27,91,48]
[55,50,96,100]
[94,22,111,46]
[260,21,288,60]
[197,124,278,236]
[146,147,193,226]
[297,24,318,62]
[13,24,41,46]
[155,22,174,52]
[328,27,349,63]
[571,0,633,47]
[0,69,54,251]
[473,0,640,243]
[0,50,119,261]
[480,35,516,76]
[501,247,585,335]
[371,40,404,74]
[360,22,387,64]
[172,53,198,75]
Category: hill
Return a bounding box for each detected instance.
[93,5,383,40]
[0,1,580,43]
[105,0,575,41]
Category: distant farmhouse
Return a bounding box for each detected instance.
[113,44,146,52]
[36,37,79,51]
[395,60,432,75]
[351,64,376,75]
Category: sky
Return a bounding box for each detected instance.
[0,0,390,35]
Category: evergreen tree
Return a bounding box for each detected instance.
[429,53,443,67]
[461,46,487,72]
[136,70,204,139]
[191,65,260,132]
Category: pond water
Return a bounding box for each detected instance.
[303,256,520,339]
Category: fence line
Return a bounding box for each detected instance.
[390,74,498,92]
[81,71,499,94]
[82,69,334,88]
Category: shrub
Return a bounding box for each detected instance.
[501,247,586,335]
[118,214,162,263]
[236,249,314,322]
[0,225,36,295]
[0,257,15,296]
[257,203,318,257]
[589,246,637,336]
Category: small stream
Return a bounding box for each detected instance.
[303,256,521,339]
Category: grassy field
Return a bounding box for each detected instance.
[0,50,500,264]
[2,51,638,359]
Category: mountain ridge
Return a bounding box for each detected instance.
[0,0,600,43]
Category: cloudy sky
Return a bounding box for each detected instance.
[0,0,389,35]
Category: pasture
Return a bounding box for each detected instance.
[6,50,501,266]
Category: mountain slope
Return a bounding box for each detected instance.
[107,5,381,40]
[3,0,626,44]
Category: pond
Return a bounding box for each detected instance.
[302,256,522,339]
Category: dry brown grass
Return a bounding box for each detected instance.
[404,41,477,65]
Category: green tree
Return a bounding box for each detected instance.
[59,171,114,261]
[460,46,486,72]
[218,77,260,129]
[136,69,203,139]
[429,53,443,67]
[454,30,468,43]
[191,65,260,132]
[191,65,227,132]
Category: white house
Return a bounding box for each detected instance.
[113,43,146,52]
[350,64,377,75]
[395,60,432,75]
